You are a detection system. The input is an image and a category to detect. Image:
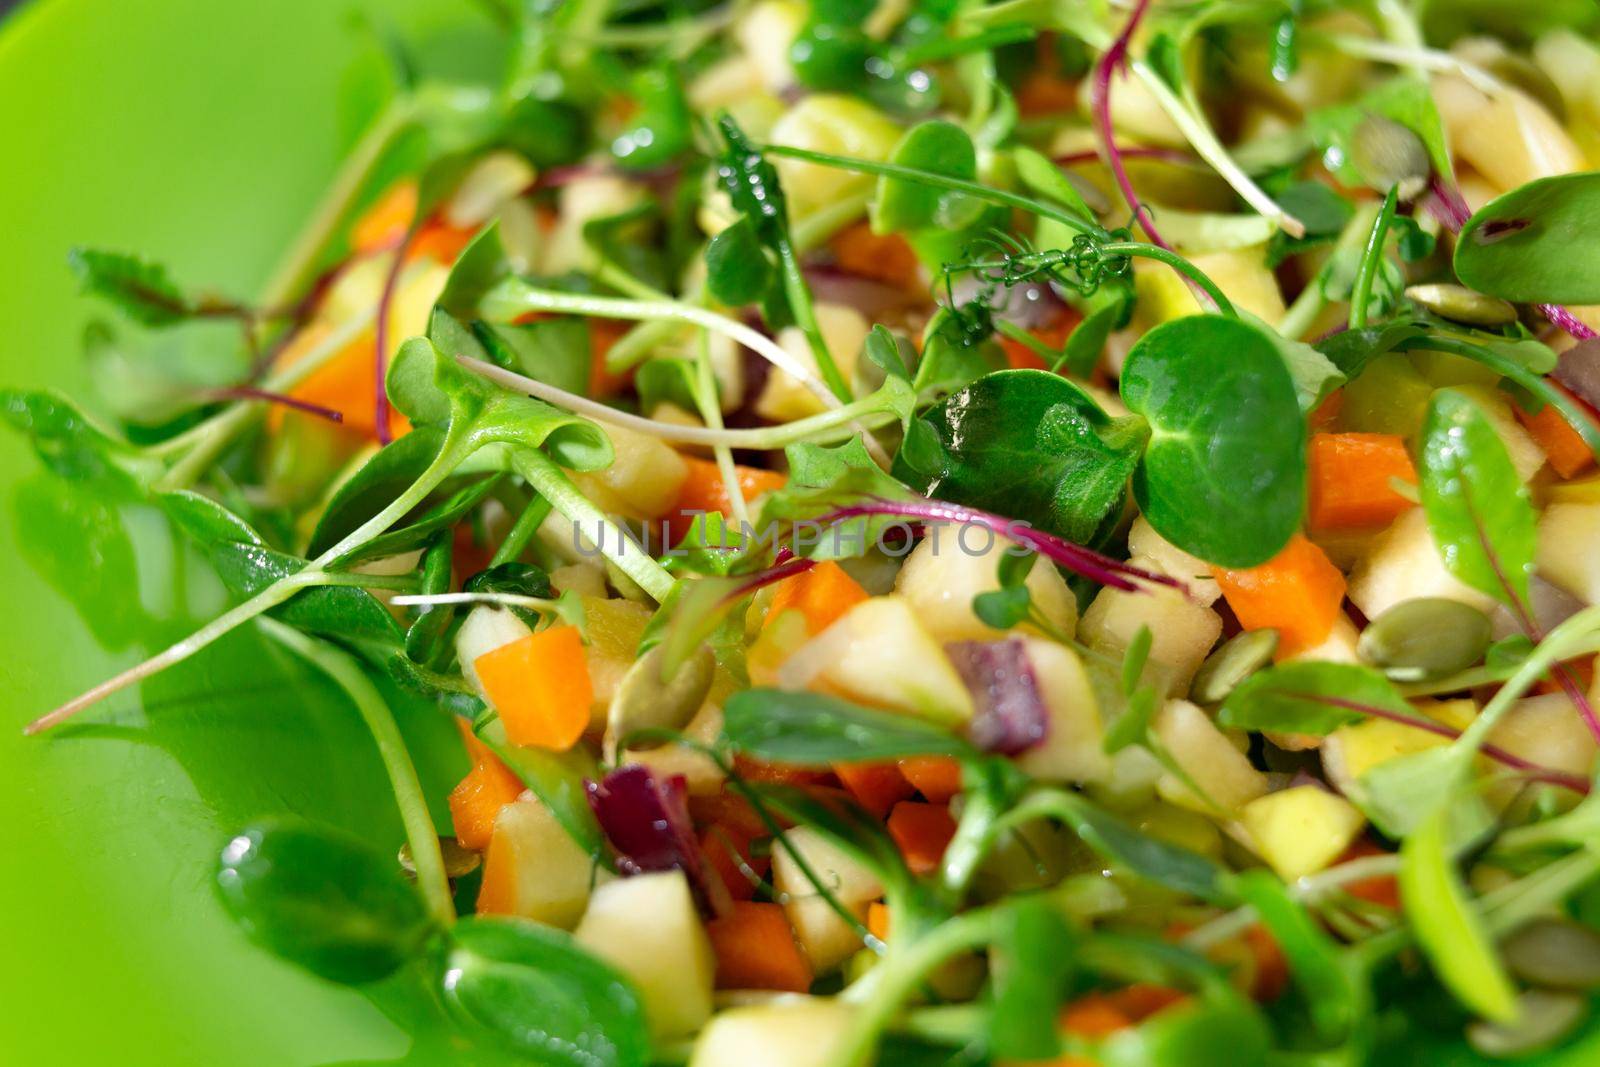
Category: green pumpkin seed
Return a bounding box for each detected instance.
[1489,54,1567,123]
[1190,629,1280,705]
[1503,918,1600,991]
[603,643,715,762]
[1350,115,1429,196]
[1405,284,1518,327]
[1466,989,1588,1058]
[1357,598,1493,680]
[399,836,481,879]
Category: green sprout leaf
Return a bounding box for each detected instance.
[1454,172,1600,305]
[722,688,977,765]
[1219,661,1412,735]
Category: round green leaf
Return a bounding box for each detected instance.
[1454,172,1600,304]
[892,369,1147,546]
[1120,316,1306,568]
[871,120,981,235]
[215,819,433,984]
[440,917,650,1067]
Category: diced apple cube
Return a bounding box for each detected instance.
[893,524,1078,642]
[771,826,883,974]
[1127,517,1221,605]
[1240,785,1366,881]
[582,596,655,726]
[1488,693,1600,778]
[456,606,534,694]
[1347,509,1498,620]
[1078,556,1224,697]
[1320,699,1476,795]
[476,793,592,928]
[575,870,715,1040]
[756,303,871,423]
[1152,700,1270,815]
[689,998,855,1067]
[625,704,728,795]
[1537,503,1600,604]
[1013,638,1110,784]
[777,597,974,725]
[572,423,689,520]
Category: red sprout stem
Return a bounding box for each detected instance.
[208,386,344,424]
[720,554,815,607]
[816,497,1181,594]
[372,229,414,445]
[1429,177,1595,341]
[1303,693,1590,794]
[1054,146,1196,168]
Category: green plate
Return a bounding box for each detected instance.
[1,2,1597,1065]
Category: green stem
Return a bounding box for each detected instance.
[1456,607,1600,758]
[1348,186,1398,330]
[694,331,749,526]
[778,238,852,403]
[313,427,474,567]
[260,618,455,926]
[490,494,554,567]
[513,448,675,602]
[1098,242,1236,317]
[761,144,1106,240]
[939,787,1006,901]
[835,908,1002,1066]
[258,99,413,311]
[897,24,1035,65]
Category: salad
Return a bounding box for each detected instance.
[9,0,1600,1064]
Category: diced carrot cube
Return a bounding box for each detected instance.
[668,457,788,543]
[1213,534,1347,658]
[1336,840,1401,910]
[351,181,418,253]
[706,901,814,992]
[1515,384,1598,479]
[701,823,768,902]
[448,755,524,851]
[731,754,833,788]
[828,222,921,292]
[1309,390,1344,432]
[832,760,916,818]
[867,901,891,942]
[690,792,770,839]
[587,318,634,399]
[474,625,593,750]
[454,716,495,766]
[1060,985,1187,1038]
[998,310,1081,371]
[887,801,957,876]
[1306,433,1418,531]
[407,220,476,266]
[767,560,869,636]
[897,756,963,803]
[278,324,411,441]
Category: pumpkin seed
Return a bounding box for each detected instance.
[399,836,481,879]
[1191,629,1279,705]
[603,643,715,762]
[1357,598,1493,680]
[1405,283,1518,327]
[1503,918,1600,991]
[1350,115,1429,197]
[1466,989,1588,1058]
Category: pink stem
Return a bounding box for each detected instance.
[1305,693,1589,794]
[1429,178,1595,341]
[817,497,1181,594]
[1054,146,1196,168]
[208,386,343,424]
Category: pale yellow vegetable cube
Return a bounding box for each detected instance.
[1320,699,1475,795]
[1434,74,1585,193]
[482,793,593,928]
[893,524,1078,642]
[572,423,689,520]
[757,302,870,423]
[772,826,883,973]
[1285,615,1362,665]
[1078,556,1224,697]
[1488,693,1600,778]
[768,95,902,215]
[1127,517,1221,605]
[736,1,807,93]
[1152,700,1270,815]
[690,998,855,1067]
[1536,503,1600,604]
[1014,638,1109,785]
[1347,509,1499,620]
[626,704,728,795]
[455,606,533,694]
[777,597,975,725]
[1240,785,1367,881]
[1134,246,1285,325]
[1449,385,1546,483]
[575,870,715,1040]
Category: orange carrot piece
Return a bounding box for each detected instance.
[668,457,788,542]
[706,901,814,992]
[897,756,964,803]
[828,222,922,292]
[1515,384,1598,479]
[1213,534,1347,658]
[474,814,522,916]
[1309,389,1344,432]
[833,760,916,818]
[1337,840,1402,910]
[867,901,891,942]
[887,801,957,876]
[998,311,1080,371]
[1306,433,1418,532]
[455,716,495,766]
[1061,985,1188,1038]
[351,181,418,253]
[407,220,476,266]
[279,326,411,440]
[701,823,768,902]
[690,792,770,839]
[731,754,834,788]
[448,755,525,851]
[767,560,869,636]
[474,625,593,750]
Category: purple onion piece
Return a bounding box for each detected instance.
[1554,338,1600,408]
[945,639,1050,754]
[585,765,729,916]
